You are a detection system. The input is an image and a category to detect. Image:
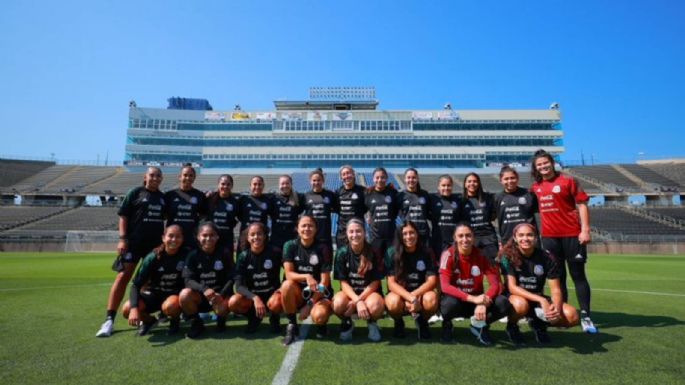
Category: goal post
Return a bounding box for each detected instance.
[64,230,119,253]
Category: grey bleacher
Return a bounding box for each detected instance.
[0,159,54,187]
[569,165,642,191]
[11,207,119,232]
[647,207,685,223]
[8,165,78,193]
[0,206,71,230]
[642,163,685,188]
[590,207,685,236]
[40,166,119,193]
[82,171,144,195]
[620,164,679,188]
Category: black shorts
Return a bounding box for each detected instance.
[478,243,499,265]
[112,243,157,272]
[139,290,176,313]
[542,237,587,263]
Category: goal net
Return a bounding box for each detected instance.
[64,230,119,253]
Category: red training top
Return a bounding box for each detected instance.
[439,245,500,301]
[531,172,589,238]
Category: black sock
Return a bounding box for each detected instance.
[106,310,116,321]
[287,314,297,324]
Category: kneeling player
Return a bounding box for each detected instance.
[499,223,579,345]
[123,225,186,336]
[333,219,385,342]
[280,215,334,345]
[229,222,283,334]
[180,222,235,339]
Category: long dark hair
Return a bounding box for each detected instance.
[239,222,269,253]
[366,167,396,193]
[531,149,557,183]
[346,218,373,276]
[152,225,183,260]
[463,172,485,202]
[403,167,422,192]
[391,221,426,285]
[209,174,233,209]
[496,223,537,267]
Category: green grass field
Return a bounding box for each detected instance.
[1,253,684,385]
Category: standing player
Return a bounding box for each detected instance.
[385,221,438,340]
[439,223,511,345]
[365,167,398,258]
[531,149,597,333]
[494,166,538,244]
[270,175,302,257]
[165,164,207,249]
[206,174,240,265]
[396,168,432,243]
[229,222,283,334]
[180,222,235,338]
[280,215,334,345]
[301,168,339,252]
[122,225,186,336]
[332,219,385,342]
[499,223,579,345]
[428,175,462,259]
[335,165,366,249]
[461,173,499,264]
[96,166,166,337]
[237,176,271,236]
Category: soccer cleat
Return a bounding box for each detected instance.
[470,325,493,346]
[167,318,180,335]
[367,321,381,342]
[157,313,169,324]
[339,319,354,342]
[137,317,157,337]
[505,323,526,346]
[428,314,443,324]
[282,323,299,346]
[580,312,598,334]
[529,318,551,344]
[315,324,328,339]
[269,314,281,334]
[246,316,262,334]
[215,316,226,333]
[186,318,205,339]
[415,315,431,340]
[393,318,406,338]
[440,321,454,343]
[95,319,114,338]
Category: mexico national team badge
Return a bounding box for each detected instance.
[552,185,561,193]
[225,202,233,211]
[416,260,426,271]
[518,197,527,205]
[323,197,330,204]
[264,259,273,269]
[419,197,426,204]
[451,201,458,208]
[385,196,392,203]
[176,261,184,271]
[471,266,481,276]
[214,260,224,270]
[259,202,267,210]
[309,253,319,265]
[191,196,198,204]
[534,264,544,276]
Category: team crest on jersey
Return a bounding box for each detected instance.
[123,252,133,262]
[552,185,561,193]
[351,193,358,200]
[259,202,267,210]
[534,264,544,276]
[191,197,198,204]
[309,253,319,265]
[518,197,527,205]
[214,260,224,270]
[471,266,481,276]
[385,196,392,203]
[323,197,330,204]
[160,198,165,204]
[176,261,184,271]
[416,260,426,271]
[451,201,458,208]
[479,201,486,208]
[419,197,426,204]
[225,202,233,211]
[264,259,273,269]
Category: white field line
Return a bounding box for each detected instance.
[571,286,685,298]
[271,319,312,385]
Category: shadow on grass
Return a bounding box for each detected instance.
[591,311,685,329]
[141,318,284,346]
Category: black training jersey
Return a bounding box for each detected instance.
[385,247,436,292]
[282,239,332,286]
[164,188,207,242]
[301,190,339,244]
[130,249,187,307]
[118,186,166,247]
[428,193,462,252]
[334,245,384,295]
[397,190,432,240]
[206,192,240,245]
[269,193,302,248]
[365,187,398,241]
[336,185,367,237]
[501,248,560,295]
[235,246,282,295]
[238,194,270,232]
[183,248,234,297]
[461,193,498,246]
[494,187,538,244]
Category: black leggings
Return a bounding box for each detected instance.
[542,237,591,315]
[440,294,512,325]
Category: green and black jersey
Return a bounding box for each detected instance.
[164,188,208,243]
[118,186,166,248]
[462,193,498,247]
[494,187,538,244]
[334,245,384,295]
[428,193,462,253]
[206,192,240,246]
[396,189,432,240]
[385,246,436,292]
[365,187,398,242]
[183,248,234,297]
[238,194,271,232]
[130,249,187,308]
[282,239,332,288]
[336,185,366,239]
[269,193,301,249]
[235,246,282,295]
[501,248,560,295]
[301,190,339,244]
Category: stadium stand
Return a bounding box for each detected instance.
[7,165,78,193]
[620,164,679,189]
[7,207,118,233]
[0,159,55,187]
[39,166,119,193]
[567,165,643,192]
[645,207,685,224]
[590,207,685,237]
[0,206,71,231]
[641,162,685,189]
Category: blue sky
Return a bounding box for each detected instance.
[1,0,683,165]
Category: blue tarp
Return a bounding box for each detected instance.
[167,97,213,111]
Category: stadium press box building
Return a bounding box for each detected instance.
[125,87,563,173]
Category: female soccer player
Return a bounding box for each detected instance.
[397,168,432,243]
[269,175,302,256]
[439,223,511,345]
[494,166,538,244]
[229,222,283,334]
[385,221,438,340]
[280,215,334,345]
[498,223,579,345]
[461,173,499,264]
[180,222,235,338]
[96,166,166,337]
[301,168,339,251]
[428,174,462,259]
[238,175,271,234]
[335,165,367,249]
[332,219,385,342]
[122,225,186,336]
[531,149,597,333]
[206,174,240,262]
[365,167,398,257]
[164,164,207,248]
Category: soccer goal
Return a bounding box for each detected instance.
[64,230,119,253]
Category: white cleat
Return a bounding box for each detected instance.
[96,319,114,338]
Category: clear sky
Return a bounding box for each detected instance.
[1,0,683,166]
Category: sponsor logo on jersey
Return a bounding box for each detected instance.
[534,264,544,276]
[385,196,392,203]
[176,261,184,271]
[309,253,319,265]
[471,265,481,276]
[191,197,198,204]
[416,260,426,271]
[518,197,527,205]
[552,185,561,193]
[264,259,273,269]
[214,261,224,270]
